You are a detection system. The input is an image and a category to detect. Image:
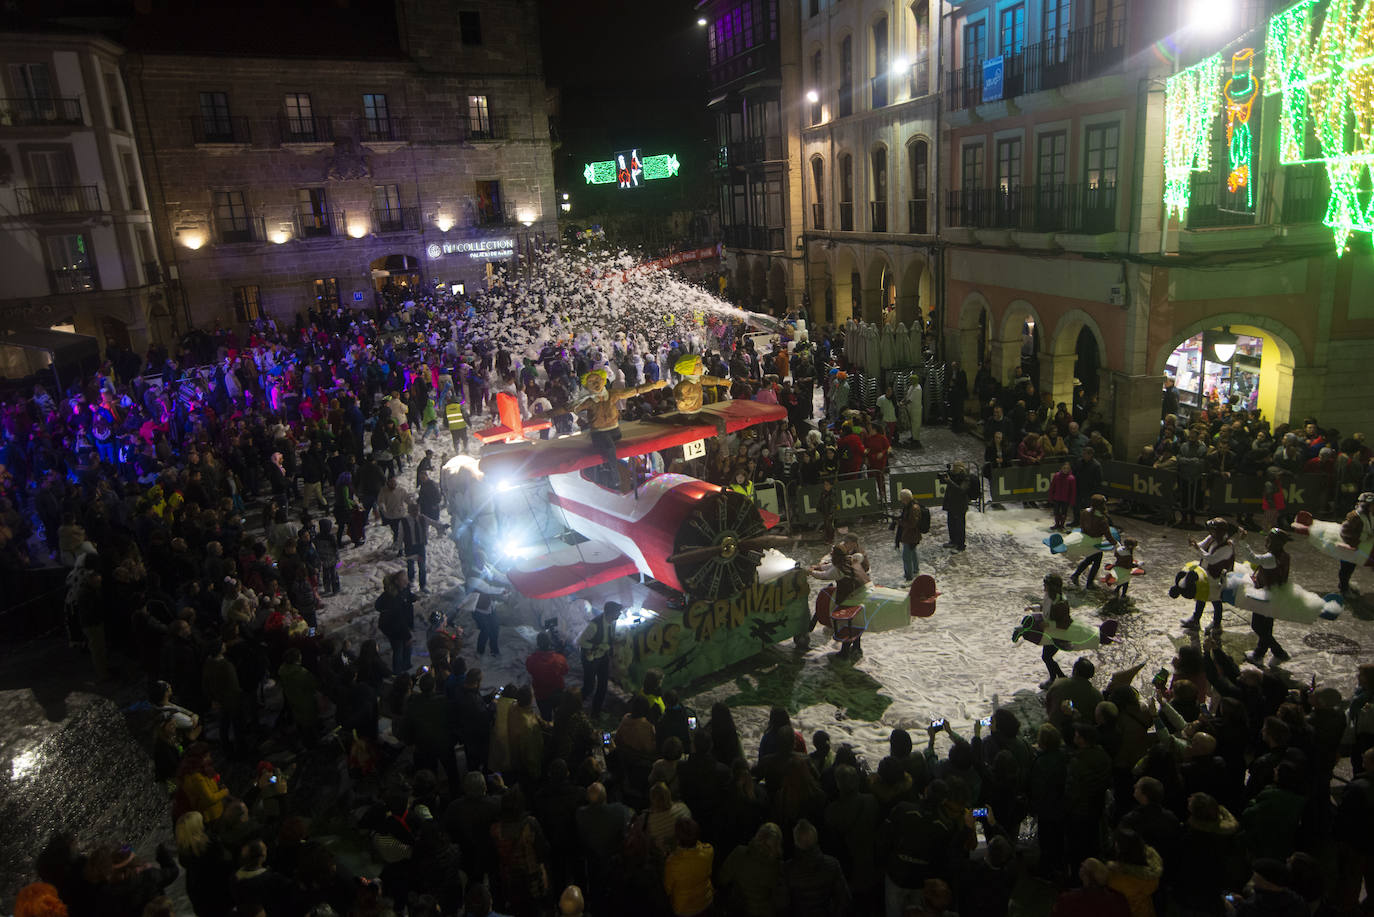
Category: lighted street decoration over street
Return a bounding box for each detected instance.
[583,149,681,188]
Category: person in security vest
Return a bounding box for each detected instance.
[730,468,755,501]
[578,601,620,717]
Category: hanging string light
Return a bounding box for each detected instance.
[1164,53,1224,219]
[1224,49,1261,206]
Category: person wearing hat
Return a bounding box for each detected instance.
[1237,528,1293,666]
[578,601,621,717]
[1182,518,1240,634]
[571,369,666,463]
[1224,857,1307,917]
[1337,491,1374,596]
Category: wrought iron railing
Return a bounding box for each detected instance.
[16,185,102,215]
[279,113,334,143]
[1,97,83,126]
[945,21,1126,111]
[945,181,1117,234]
[191,115,251,144]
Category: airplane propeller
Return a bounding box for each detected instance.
[669,490,787,600]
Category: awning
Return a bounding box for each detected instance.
[1,328,100,363]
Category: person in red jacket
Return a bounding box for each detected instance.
[524,631,569,720]
[837,423,866,476]
[1048,461,1077,531]
[864,422,891,495]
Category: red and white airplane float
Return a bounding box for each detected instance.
[476,398,792,601]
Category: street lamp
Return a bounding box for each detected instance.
[1210,326,1238,362]
[891,57,909,76]
[697,17,707,26]
[806,89,820,103]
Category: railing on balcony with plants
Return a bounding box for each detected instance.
[945,182,1117,235]
[16,185,102,215]
[945,20,1126,112]
[1,97,83,126]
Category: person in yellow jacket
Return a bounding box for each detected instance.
[1105,826,1163,917]
[176,742,229,822]
[663,817,714,917]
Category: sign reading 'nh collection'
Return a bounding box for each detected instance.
[426,238,515,260]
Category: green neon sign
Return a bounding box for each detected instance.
[583,149,680,188]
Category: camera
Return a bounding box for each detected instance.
[930,718,945,729]
[971,806,988,818]
[979,716,992,727]
[601,731,612,748]
[688,716,698,730]
[268,775,278,784]
[308,626,316,637]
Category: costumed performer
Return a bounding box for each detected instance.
[1180,517,1240,635]
[570,368,666,464]
[1070,493,1118,588]
[1236,528,1293,667]
[1012,572,1118,688]
[1337,492,1374,596]
[664,354,730,419]
[808,542,870,660]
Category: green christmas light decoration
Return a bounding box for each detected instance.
[583,150,681,188]
[1225,49,1261,207]
[1163,53,1223,219]
[1265,0,1374,254]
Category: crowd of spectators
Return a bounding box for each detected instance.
[0,287,1371,917]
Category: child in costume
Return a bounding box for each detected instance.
[1070,493,1118,588]
[1040,573,1070,686]
[1108,537,1140,601]
[1181,517,1240,634]
[1237,528,1293,666]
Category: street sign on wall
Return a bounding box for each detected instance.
[983,56,1005,102]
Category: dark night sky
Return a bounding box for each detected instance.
[537,0,715,203]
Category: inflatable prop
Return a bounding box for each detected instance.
[1291,510,1374,567]
[1044,527,1122,558]
[1101,563,1145,588]
[1012,613,1119,649]
[813,574,939,646]
[1169,560,1341,623]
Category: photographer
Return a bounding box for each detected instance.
[941,463,972,552]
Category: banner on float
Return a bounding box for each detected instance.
[1102,461,1177,508]
[988,465,1054,502]
[1206,472,1330,514]
[795,477,882,521]
[889,471,946,505]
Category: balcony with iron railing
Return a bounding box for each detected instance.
[945,182,1117,235]
[1185,172,1258,229]
[16,185,102,215]
[361,116,408,143]
[1281,165,1330,225]
[1,97,83,126]
[372,207,420,233]
[870,200,888,232]
[50,268,98,294]
[871,73,890,109]
[909,197,929,234]
[723,225,785,251]
[945,20,1126,112]
[214,216,265,245]
[721,136,785,167]
[839,201,854,231]
[191,115,252,144]
[295,207,337,238]
[462,115,508,141]
[812,203,825,230]
[909,56,931,98]
[708,41,780,91]
[279,113,334,144]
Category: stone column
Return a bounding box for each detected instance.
[992,335,1022,386]
[1110,372,1167,458]
[1039,350,1078,411]
[861,281,884,323]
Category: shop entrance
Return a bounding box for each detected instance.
[1164,324,1287,423]
[370,254,422,296]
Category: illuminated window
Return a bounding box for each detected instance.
[996,137,1022,192]
[467,94,492,138]
[283,92,314,140]
[362,93,390,138]
[1085,123,1120,188]
[47,233,97,293]
[475,180,503,225]
[313,278,340,308]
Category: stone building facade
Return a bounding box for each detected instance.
[0,31,170,367]
[124,0,557,329]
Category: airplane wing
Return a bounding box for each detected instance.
[478,400,787,481]
[505,540,640,599]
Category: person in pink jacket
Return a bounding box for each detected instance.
[1049,462,1077,531]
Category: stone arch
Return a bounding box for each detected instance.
[1153,314,1304,427]
[951,291,992,373]
[863,249,897,323]
[834,245,861,321]
[897,251,931,328]
[1044,308,1109,409]
[768,260,788,312]
[995,299,1043,386]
